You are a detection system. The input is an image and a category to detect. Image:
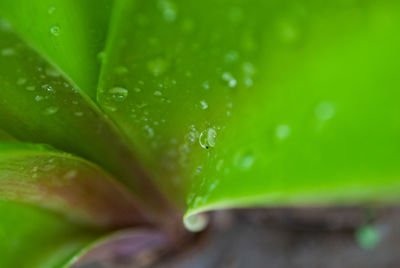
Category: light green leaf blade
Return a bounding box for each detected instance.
[0,141,149,227]
[0,0,113,98]
[0,201,98,268]
[97,0,400,216]
[0,17,172,218]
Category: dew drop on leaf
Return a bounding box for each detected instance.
[42,84,55,93]
[48,6,56,14]
[200,100,208,110]
[45,67,60,77]
[158,0,177,22]
[234,151,255,171]
[147,58,168,76]
[144,125,154,138]
[16,77,27,85]
[275,124,291,139]
[1,48,15,56]
[44,106,59,115]
[315,101,335,121]
[50,25,60,36]
[224,50,239,63]
[199,128,217,149]
[202,81,210,90]
[108,87,128,101]
[222,72,237,88]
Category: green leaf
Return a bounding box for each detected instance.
[0,200,98,268]
[0,0,113,98]
[0,141,150,227]
[97,0,400,218]
[0,18,172,218]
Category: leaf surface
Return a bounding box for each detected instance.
[0,141,149,227]
[0,0,113,98]
[0,201,98,268]
[96,0,400,217]
[0,17,171,218]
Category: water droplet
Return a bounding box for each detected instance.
[355,225,380,250]
[48,6,56,14]
[26,85,35,91]
[224,50,239,63]
[1,48,15,56]
[0,19,12,31]
[158,0,177,22]
[45,67,60,77]
[134,87,142,93]
[278,20,299,43]
[108,87,128,101]
[115,65,129,75]
[200,100,208,110]
[202,81,210,90]
[222,72,237,88]
[234,151,255,171]
[144,125,154,138]
[50,25,60,36]
[42,84,55,93]
[147,58,168,76]
[244,77,253,87]
[184,214,209,232]
[209,180,219,191]
[105,105,117,112]
[74,111,84,117]
[275,124,291,139]
[44,106,59,115]
[154,90,162,96]
[243,62,255,75]
[185,125,198,143]
[35,95,43,102]
[16,77,26,85]
[199,128,217,149]
[315,101,335,121]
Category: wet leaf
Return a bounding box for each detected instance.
[96,0,400,218]
[0,18,171,217]
[0,0,113,98]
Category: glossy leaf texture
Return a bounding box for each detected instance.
[0,141,150,228]
[96,0,400,218]
[0,17,172,217]
[0,0,113,98]
[0,201,98,268]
